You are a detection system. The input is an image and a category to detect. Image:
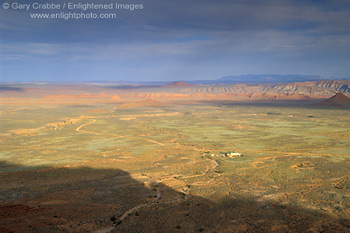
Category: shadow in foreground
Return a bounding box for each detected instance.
[0,161,349,233]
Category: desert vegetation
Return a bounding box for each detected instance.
[0,83,349,232]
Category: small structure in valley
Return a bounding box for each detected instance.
[227,152,241,157]
[204,151,242,158]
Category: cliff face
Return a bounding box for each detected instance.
[314,80,350,93]
[177,80,350,98]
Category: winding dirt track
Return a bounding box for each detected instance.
[76,120,100,135]
[118,182,162,222]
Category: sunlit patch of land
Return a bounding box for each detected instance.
[0,83,349,232]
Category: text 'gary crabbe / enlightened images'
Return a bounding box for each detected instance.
[2,2,144,20]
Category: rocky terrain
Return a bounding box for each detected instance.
[315,92,350,107]
[178,80,350,97]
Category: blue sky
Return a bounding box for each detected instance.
[1,0,350,82]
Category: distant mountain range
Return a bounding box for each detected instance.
[114,74,343,85]
[4,74,347,86]
[118,74,346,85]
[188,74,333,85]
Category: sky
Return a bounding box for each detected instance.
[1,0,350,82]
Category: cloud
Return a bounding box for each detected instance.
[0,43,66,61]
[1,0,350,81]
